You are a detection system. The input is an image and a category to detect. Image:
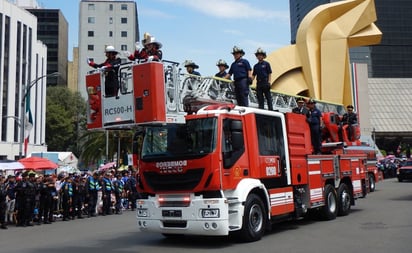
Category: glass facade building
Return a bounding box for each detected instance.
[289,0,412,78]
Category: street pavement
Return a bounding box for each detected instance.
[1,178,411,253]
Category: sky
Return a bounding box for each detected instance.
[37,0,291,76]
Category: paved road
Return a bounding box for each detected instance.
[1,178,411,253]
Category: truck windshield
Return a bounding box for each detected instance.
[141,118,217,160]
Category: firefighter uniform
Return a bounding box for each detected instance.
[227,46,252,106]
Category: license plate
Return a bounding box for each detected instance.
[162,210,182,217]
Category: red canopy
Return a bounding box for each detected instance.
[18,156,58,170]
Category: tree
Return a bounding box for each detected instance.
[46,86,87,157]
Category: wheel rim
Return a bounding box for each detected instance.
[327,191,337,213]
[370,176,375,189]
[249,203,263,232]
[341,189,350,211]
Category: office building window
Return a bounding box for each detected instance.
[88,31,94,37]
[121,4,128,10]
[109,31,113,37]
[109,17,113,24]
[109,4,113,11]
[121,31,127,37]
[121,18,127,24]
[121,45,127,51]
[88,17,95,24]
[88,45,94,51]
[88,4,95,10]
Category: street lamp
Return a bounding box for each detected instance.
[19,72,60,159]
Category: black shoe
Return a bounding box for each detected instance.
[44,221,51,224]
[77,216,84,219]
[26,222,34,226]
[0,224,7,229]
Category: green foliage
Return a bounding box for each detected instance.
[46,86,87,157]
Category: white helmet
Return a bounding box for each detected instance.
[216,59,229,69]
[105,45,118,54]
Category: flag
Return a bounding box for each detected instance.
[24,93,33,156]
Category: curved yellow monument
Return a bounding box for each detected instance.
[267,0,381,105]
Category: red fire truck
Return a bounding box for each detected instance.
[86,61,368,242]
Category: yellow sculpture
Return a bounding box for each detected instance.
[266,0,382,105]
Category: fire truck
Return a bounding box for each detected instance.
[86,60,369,242]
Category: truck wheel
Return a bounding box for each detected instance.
[320,184,338,220]
[237,193,266,242]
[369,174,376,192]
[337,183,351,216]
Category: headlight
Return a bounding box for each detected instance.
[201,209,220,218]
[137,208,149,217]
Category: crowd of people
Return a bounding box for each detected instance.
[0,168,139,230]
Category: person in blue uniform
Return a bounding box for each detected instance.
[225,46,253,106]
[215,59,229,78]
[184,60,201,76]
[306,98,322,154]
[252,48,273,110]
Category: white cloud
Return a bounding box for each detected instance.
[157,0,289,21]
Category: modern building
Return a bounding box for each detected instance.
[78,0,139,98]
[26,8,69,86]
[0,0,48,160]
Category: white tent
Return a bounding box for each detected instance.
[57,152,78,168]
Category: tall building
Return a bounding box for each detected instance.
[26,8,69,86]
[289,0,412,78]
[0,0,48,160]
[78,0,139,98]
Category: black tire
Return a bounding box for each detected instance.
[369,174,376,192]
[320,184,338,220]
[237,193,266,242]
[337,183,351,216]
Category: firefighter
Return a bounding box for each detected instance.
[252,47,273,110]
[87,45,121,97]
[225,46,253,106]
[126,170,139,211]
[292,97,309,115]
[215,59,229,78]
[306,98,322,154]
[126,32,163,62]
[86,172,100,217]
[184,60,201,76]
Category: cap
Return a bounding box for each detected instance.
[307,98,316,104]
[296,97,305,103]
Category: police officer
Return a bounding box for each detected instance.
[5,175,16,226]
[225,46,253,106]
[60,176,73,221]
[101,172,113,215]
[126,170,139,211]
[15,171,36,226]
[252,48,273,110]
[292,97,309,115]
[113,173,124,214]
[86,172,100,217]
[72,174,85,219]
[0,175,8,229]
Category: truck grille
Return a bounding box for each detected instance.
[144,168,204,191]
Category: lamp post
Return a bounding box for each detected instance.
[19,72,60,159]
